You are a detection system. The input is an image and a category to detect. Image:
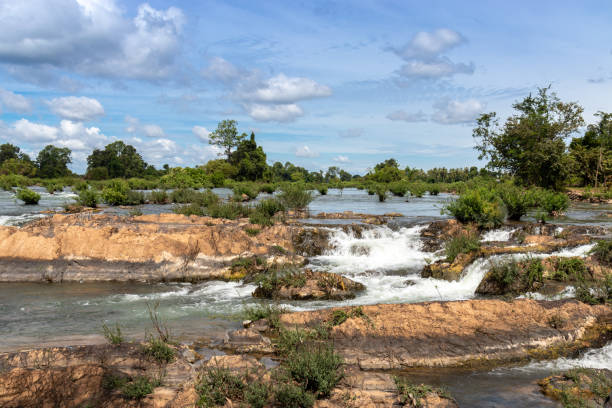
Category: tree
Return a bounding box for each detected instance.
[473,87,584,190]
[0,143,20,165]
[569,111,612,187]
[36,145,72,178]
[86,141,148,179]
[208,119,247,160]
[229,132,267,181]
[0,158,37,176]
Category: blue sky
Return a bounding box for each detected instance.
[0,0,611,174]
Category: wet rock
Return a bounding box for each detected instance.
[420,219,462,252]
[539,368,612,408]
[252,269,365,301]
[279,299,612,369]
[421,252,477,281]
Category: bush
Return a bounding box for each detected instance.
[233,182,259,201]
[125,190,145,205]
[394,377,451,406]
[273,383,314,408]
[250,198,285,226]
[254,266,307,298]
[444,232,480,262]
[539,190,570,215]
[173,203,205,216]
[245,381,270,408]
[278,184,313,210]
[142,337,175,364]
[102,323,123,345]
[122,376,159,400]
[554,258,589,282]
[196,367,246,407]
[0,174,31,190]
[243,303,285,329]
[489,260,520,288]
[591,240,612,266]
[16,188,41,205]
[77,189,98,208]
[375,185,387,202]
[316,185,328,195]
[497,184,529,221]
[522,258,544,288]
[148,190,169,204]
[44,181,63,194]
[409,183,426,198]
[208,202,251,219]
[444,188,505,229]
[388,182,409,197]
[101,180,129,205]
[285,344,343,397]
[428,185,441,196]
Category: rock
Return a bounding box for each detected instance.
[204,354,264,373]
[279,299,612,369]
[223,328,273,353]
[539,368,612,408]
[421,252,478,281]
[252,269,365,301]
[0,213,298,282]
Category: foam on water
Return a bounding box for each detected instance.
[481,228,516,242]
[0,213,47,226]
[512,342,612,372]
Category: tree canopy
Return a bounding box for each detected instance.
[86,141,150,179]
[569,111,612,187]
[473,87,584,190]
[208,119,247,159]
[36,145,72,178]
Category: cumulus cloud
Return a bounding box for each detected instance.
[333,155,350,163]
[295,145,318,158]
[125,116,166,138]
[338,128,364,138]
[48,96,104,121]
[192,125,211,142]
[386,110,428,122]
[0,0,185,82]
[12,119,59,142]
[0,88,32,113]
[202,58,331,122]
[245,103,304,122]
[391,28,474,79]
[431,99,484,124]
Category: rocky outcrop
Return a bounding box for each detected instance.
[278,299,612,369]
[252,269,365,300]
[0,213,298,282]
[539,368,612,408]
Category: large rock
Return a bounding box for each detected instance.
[0,213,299,282]
[279,299,612,369]
[539,368,612,408]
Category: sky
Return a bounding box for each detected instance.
[0,0,611,175]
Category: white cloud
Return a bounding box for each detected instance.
[394,29,464,60]
[12,119,59,142]
[125,116,165,138]
[0,88,32,113]
[386,110,428,122]
[201,57,241,82]
[338,128,364,138]
[192,125,211,142]
[240,74,331,104]
[0,0,185,81]
[48,96,104,121]
[392,28,474,79]
[245,103,304,122]
[431,99,484,124]
[295,145,318,158]
[333,155,350,163]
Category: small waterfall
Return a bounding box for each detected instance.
[481,228,516,242]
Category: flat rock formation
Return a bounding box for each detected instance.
[279,299,612,369]
[0,213,298,282]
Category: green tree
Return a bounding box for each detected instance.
[229,132,267,181]
[0,143,21,165]
[36,145,72,178]
[473,87,584,190]
[569,111,612,187]
[0,158,37,176]
[86,141,148,179]
[209,119,247,160]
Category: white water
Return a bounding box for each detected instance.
[510,342,612,372]
[0,213,47,226]
[481,228,516,242]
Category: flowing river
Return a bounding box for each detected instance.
[0,187,611,406]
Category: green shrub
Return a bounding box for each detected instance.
[539,190,570,215]
[233,183,259,201]
[243,304,285,329]
[554,258,589,282]
[254,266,307,298]
[102,323,123,345]
[394,377,451,406]
[375,185,387,202]
[522,258,544,288]
[285,344,343,397]
[489,260,520,288]
[196,367,246,407]
[316,185,328,195]
[208,202,251,219]
[409,183,426,198]
[245,381,270,408]
[0,174,31,190]
[278,184,313,210]
[591,240,612,266]
[444,188,505,229]
[125,190,145,205]
[173,203,205,216]
[250,198,285,226]
[44,182,62,194]
[102,373,127,390]
[122,376,159,400]
[258,183,276,194]
[77,189,98,208]
[497,184,529,221]
[101,180,129,205]
[273,383,314,408]
[16,188,40,205]
[148,190,169,204]
[388,182,409,197]
[170,188,197,203]
[142,337,175,364]
[575,274,611,305]
[72,180,89,192]
[428,185,440,196]
[444,232,480,262]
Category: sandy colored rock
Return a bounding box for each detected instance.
[279,299,612,369]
